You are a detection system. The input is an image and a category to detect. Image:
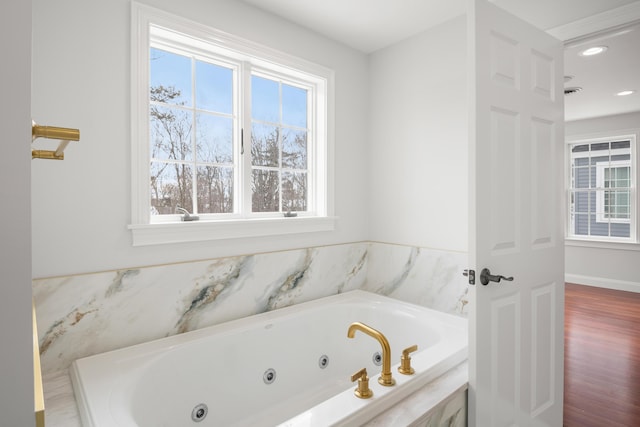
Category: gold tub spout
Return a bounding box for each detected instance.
[347,322,395,386]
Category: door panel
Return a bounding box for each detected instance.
[530,283,556,417]
[468,0,564,425]
[491,294,520,427]
[489,106,520,253]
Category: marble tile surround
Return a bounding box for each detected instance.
[33,242,468,375]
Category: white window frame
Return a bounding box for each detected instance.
[129,3,335,246]
[565,131,638,247]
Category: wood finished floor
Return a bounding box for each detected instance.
[564,283,640,427]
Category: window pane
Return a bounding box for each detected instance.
[611,140,630,150]
[611,190,630,219]
[252,123,279,167]
[573,167,590,189]
[604,168,611,187]
[573,213,588,236]
[282,128,307,169]
[282,84,307,128]
[573,191,589,213]
[197,166,233,213]
[282,171,307,212]
[150,48,192,106]
[150,161,193,214]
[590,142,609,152]
[195,60,233,114]
[617,167,630,182]
[196,113,233,163]
[590,213,609,236]
[150,105,193,161]
[571,144,589,153]
[252,170,279,212]
[252,75,279,123]
[611,224,631,238]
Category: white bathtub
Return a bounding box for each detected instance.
[70,290,468,427]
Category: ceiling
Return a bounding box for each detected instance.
[563,21,640,121]
[240,0,640,121]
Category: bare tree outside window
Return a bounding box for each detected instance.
[150,85,193,214]
[251,75,309,213]
[149,48,234,216]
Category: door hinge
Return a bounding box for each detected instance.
[463,269,475,285]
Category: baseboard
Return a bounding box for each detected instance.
[565,274,640,293]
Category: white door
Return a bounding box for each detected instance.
[0,0,35,425]
[468,0,565,426]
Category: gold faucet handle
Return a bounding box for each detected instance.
[398,344,418,375]
[351,368,373,399]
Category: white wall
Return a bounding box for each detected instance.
[31,0,370,278]
[0,0,35,425]
[565,111,640,292]
[368,15,468,252]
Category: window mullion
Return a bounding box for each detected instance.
[306,87,315,214]
[241,61,253,217]
[634,138,639,242]
[278,82,283,213]
[191,56,198,215]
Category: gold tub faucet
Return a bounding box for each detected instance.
[347,322,395,386]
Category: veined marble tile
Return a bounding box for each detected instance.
[33,243,370,375]
[364,244,469,316]
[33,242,466,375]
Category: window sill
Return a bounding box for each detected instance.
[128,216,338,246]
[565,237,640,252]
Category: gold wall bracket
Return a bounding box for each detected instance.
[32,121,80,160]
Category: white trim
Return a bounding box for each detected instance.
[131,2,152,225]
[129,216,338,246]
[566,132,638,143]
[547,2,640,42]
[565,237,640,251]
[565,274,640,294]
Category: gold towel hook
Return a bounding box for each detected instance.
[31,120,80,160]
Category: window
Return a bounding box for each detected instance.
[130,4,335,245]
[596,160,630,223]
[149,47,236,216]
[250,73,311,214]
[567,136,636,242]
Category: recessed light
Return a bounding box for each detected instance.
[579,46,608,56]
[616,90,636,96]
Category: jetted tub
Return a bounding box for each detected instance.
[70,290,468,427]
